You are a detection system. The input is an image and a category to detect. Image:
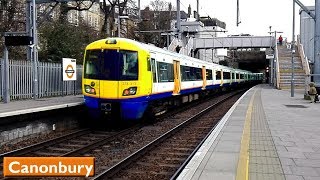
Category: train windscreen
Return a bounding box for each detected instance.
[84,49,138,80]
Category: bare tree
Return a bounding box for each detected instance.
[100,0,131,37]
[126,0,139,39]
[0,0,27,59]
[59,0,96,23]
[0,0,26,33]
[100,0,116,37]
[150,0,168,12]
[137,0,172,47]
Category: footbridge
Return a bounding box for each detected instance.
[193,36,275,49]
[173,36,276,56]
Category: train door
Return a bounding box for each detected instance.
[150,53,158,93]
[100,49,120,99]
[173,60,181,95]
[220,69,223,86]
[202,66,206,89]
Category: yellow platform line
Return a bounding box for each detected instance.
[236,90,256,180]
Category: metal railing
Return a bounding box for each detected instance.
[168,38,180,52]
[0,59,82,102]
[179,37,194,56]
[275,42,281,89]
[297,35,311,95]
[194,36,275,49]
[0,59,3,101]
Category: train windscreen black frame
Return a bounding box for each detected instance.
[84,49,138,81]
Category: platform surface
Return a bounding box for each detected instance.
[0,95,84,118]
[178,84,320,180]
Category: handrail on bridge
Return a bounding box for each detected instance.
[194,36,275,49]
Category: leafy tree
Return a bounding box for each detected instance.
[38,20,100,64]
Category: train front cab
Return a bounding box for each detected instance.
[82,39,152,120]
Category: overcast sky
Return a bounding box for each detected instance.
[140,0,315,41]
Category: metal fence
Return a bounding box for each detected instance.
[0,59,2,101]
[0,59,83,102]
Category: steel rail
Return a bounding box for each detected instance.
[62,125,143,157]
[170,90,246,179]
[0,129,90,162]
[92,90,244,179]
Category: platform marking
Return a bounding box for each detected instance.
[236,89,256,180]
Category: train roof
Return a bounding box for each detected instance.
[86,37,254,74]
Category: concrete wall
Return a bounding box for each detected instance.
[0,117,79,145]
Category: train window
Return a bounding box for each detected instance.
[181,66,191,81]
[195,68,202,80]
[147,57,151,71]
[84,49,138,81]
[84,50,100,79]
[119,50,138,80]
[181,66,202,81]
[157,62,174,82]
[216,71,221,80]
[240,74,244,79]
[223,72,230,79]
[101,50,120,80]
[206,69,213,80]
[151,58,157,83]
[237,73,240,79]
[232,73,236,79]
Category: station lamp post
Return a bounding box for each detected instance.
[268,30,283,87]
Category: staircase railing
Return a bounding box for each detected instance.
[297,35,311,95]
[168,38,179,52]
[179,37,194,56]
[275,42,280,89]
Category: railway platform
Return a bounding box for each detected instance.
[177,84,320,180]
[0,95,84,118]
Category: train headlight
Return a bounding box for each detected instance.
[123,87,137,96]
[84,85,96,95]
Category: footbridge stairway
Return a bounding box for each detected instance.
[277,45,305,89]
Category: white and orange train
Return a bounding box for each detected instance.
[82,38,262,120]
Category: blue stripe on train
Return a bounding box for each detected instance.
[83,84,223,120]
[180,87,203,95]
[206,84,221,90]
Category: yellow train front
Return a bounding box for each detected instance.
[82,38,152,120]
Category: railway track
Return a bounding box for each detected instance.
[0,126,141,178]
[0,89,247,179]
[92,90,244,179]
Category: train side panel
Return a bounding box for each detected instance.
[82,38,262,122]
